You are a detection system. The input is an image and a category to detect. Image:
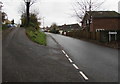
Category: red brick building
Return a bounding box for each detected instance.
[81,11,120,32]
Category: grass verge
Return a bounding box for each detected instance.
[26,29,47,46]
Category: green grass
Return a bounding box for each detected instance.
[26,29,47,46]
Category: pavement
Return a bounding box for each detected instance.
[47,33,118,82]
[2,28,84,82]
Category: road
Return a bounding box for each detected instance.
[47,33,118,82]
[2,28,84,82]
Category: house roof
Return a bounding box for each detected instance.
[88,11,120,18]
[58,23,81,30]
[81,11,120,22]
[4,19,11,24]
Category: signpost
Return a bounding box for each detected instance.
[108,31,117,42]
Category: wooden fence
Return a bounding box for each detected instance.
[66,30,101,41]
[66,30,120,42]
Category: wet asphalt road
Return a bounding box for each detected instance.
[2,28,84,82]
[47,33,118,82]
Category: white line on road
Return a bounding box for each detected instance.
[62,50,66,55]
[65,54,69,58]
[79,71,89,80]
[62,49,88,81]
[72,64,79,69]
[68,58,73,63]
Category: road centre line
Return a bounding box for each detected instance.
[61,49,89,81]
[68,58,73,63]
[72,64,79,69]
[62,50,69,58]
[79,71,89,80]
[65,54,69,58]
[62,50,66,55]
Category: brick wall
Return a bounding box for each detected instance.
[90,18,120,32]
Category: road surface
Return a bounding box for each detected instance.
[2,28,84,82]
[47,33,118,82]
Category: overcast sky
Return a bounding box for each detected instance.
[1,0,120,27]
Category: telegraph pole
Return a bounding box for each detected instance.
[43,17,45,28]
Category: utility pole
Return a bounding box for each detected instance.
[43,17,45,28]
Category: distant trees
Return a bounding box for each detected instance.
[23,0,37,7]
[51,23,58,30]
[49,23,59,34]
[19,0,37,14]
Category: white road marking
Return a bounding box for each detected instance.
[62,49,88,81]
[72,64,79,69]
[79,71,89,80]
[62,50,66,54]
[65,54,69,58]
[68,58,73,63]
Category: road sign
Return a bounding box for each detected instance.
[108,32,117,34]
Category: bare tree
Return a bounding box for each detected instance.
[73,0,105,22]
[72,0,105,31]
[23,0,37,7]
[23,0,37,26]
[20,0,41,29]
[31,9,39,16]
[18,0,37,15]
[18,3,26,15]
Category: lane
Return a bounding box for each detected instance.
[2,28,84,82]
[47,33,118,82]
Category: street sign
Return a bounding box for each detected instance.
[109,32,117,34]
